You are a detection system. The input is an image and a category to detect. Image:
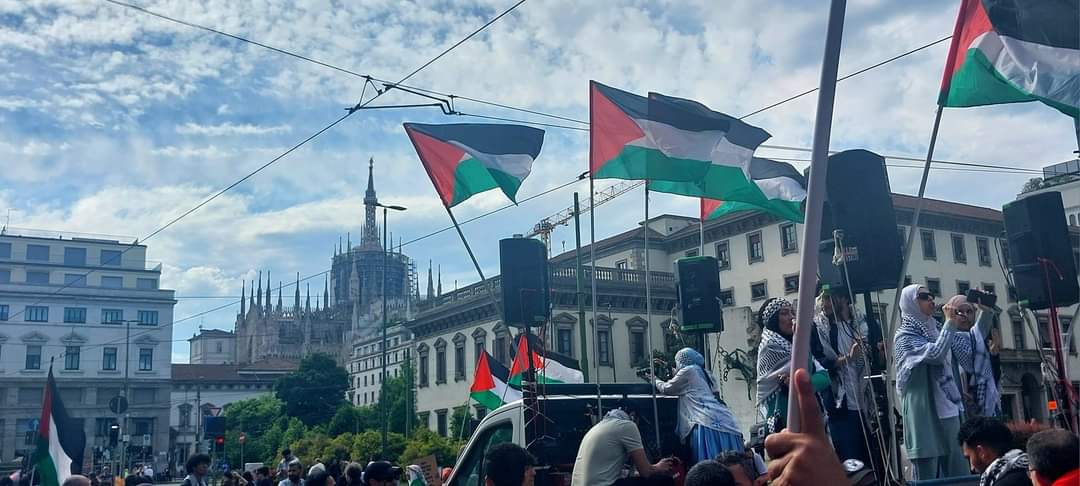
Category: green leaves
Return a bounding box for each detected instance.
[274,353,349,426]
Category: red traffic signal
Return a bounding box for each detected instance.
[215,436,225,446]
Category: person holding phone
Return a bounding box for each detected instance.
[946,292,1002,418]
[895,284,972,480]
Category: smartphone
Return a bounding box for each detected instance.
[966,288,997,308]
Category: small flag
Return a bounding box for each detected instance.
[589,81,771,182]
[469,351,522,410]
[662,157,808,223]
[404,123,546,207]
[938,0,1079,118]
[508,334,584,385]
[33,367,86,486]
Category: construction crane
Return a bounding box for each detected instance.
[526,179,645,254]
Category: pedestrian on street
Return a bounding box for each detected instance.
[182,454,211,486]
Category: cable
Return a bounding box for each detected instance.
[760,144,1042,174]
[33,0,531,350]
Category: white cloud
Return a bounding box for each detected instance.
[176,121,292,136]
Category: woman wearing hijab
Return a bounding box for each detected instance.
[755,297,831,436]
[943,294,1002,418]
[813,288,872,463]
[895,284,976,480]
[652,347,745,463]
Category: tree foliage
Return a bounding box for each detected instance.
[399,429,464,467]
[274,353,349,426]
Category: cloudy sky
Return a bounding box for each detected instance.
[2,0,1076,362]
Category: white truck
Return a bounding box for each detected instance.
[445,383,681,486]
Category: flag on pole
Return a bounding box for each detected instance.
[508,334,584,385]
[589,81,771,182]
[404,123,546,207]
[938,0,1079,118]
[33,367,86,486]
[689,157,808,223]
[469,351,522,410]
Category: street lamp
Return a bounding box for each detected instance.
[374,202,405,458]
[108,318,144,474]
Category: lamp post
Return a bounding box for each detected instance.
[375,202,406,458]
[110,318,143,474]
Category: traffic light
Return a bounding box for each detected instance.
[109,425,119,447]
[215,436,224,452]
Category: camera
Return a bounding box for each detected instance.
[966,288,997,308]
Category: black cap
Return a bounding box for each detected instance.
[362,462,401,481]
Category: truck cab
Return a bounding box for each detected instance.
[447,383,681,486]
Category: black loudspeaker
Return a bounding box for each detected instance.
[817,149,903,293]
[675,256,723,333]
[499,237,550,327]
[1003,192,1079,310]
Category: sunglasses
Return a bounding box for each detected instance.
[955,307,974,316]
[916,292,934,301]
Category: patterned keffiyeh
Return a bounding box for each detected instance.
[894,285,962,407]
[979,449,1028,486]
[756,328,794,409]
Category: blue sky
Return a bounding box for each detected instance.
[1,0,1076,362]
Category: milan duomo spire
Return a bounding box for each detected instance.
[426,260,435,300]
[361,157,381,249]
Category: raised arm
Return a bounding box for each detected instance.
[916,320,959,364]
[654,366,694,395]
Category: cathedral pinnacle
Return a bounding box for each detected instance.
[361,157,381,249]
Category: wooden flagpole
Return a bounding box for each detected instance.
[788,0,847,433]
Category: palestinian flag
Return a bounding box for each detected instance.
[662,157,808,223]
[404,123,546,208]
[33,368,86,486]
[508,334,584,385]
[589,81,771,182]
[469,351,522,410]
[938,0,1079,118]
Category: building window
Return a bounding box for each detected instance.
[685,249,699,257]
[0,269,9,283]
[138,348,153,371]
[64,307,87,324]
[63,247,86,266]
[101,309,123,324]
[26,271,49,285]
[719,288,735,307]
[436,409,448,437]
[64,346,80,370]
[25,345,42,370]
[101,276,123,289]
[494,335,508,366]
[103,347,117,371]
[751,281,768,301]
[982,283,996,295]
[0,242,9,258]
[138,310,158,326]
[0,304,7,321]
[26,244,50,261]
[780,223,798,254]
[615,259,628,270]
[178,404,192,428]
[926,278,942,297]
[216,342,222,353]
[957,281,971,296]
[473,340,485,363]
[897,226,907,254]
[715,240,731,270]
[454,342,466,382]
[100,249,122,266]
[64,273,86,287]
[629,330,646,367]
[783,274,799,294]
[435,348,447,384]
[136,278,158,290]
[951,234,967,263]
[921,230,936,260]
[748,232,764,263]
[1072,214,1077,226]
[1011,319,1025,350]
[597,329,611,365]
[976,237,992,266]
[25,305,48,322]
[557,327,573,356]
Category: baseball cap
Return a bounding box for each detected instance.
[362,461,401,482]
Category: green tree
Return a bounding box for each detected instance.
[275,353,349,426]
[372,359,419,435]
[400,429,464,467]
[449,405,474,441]
[327,404,379,436]
[221,395,288,467]
[1021,177,1047,194]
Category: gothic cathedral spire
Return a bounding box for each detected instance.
[426,260,435,300]
[240,280,246,317]
[361,157,381,249]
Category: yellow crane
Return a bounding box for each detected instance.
[526,180,645,254]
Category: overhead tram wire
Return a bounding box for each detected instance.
[32,0,529,334]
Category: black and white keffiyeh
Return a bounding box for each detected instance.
[894,284,962,407]
[979,449,1028,486]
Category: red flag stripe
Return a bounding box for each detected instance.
[404,125,468,207]
[939,0,993,99]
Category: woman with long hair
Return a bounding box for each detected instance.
[653,347,744,463]
[755,297,830,436]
